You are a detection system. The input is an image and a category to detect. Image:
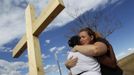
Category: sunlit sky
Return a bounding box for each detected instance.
[0,0,134,75]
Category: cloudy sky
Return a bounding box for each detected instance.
[0,0,134,75]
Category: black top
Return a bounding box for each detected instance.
[96,38,123,75]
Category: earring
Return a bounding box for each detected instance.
[91,36,93,40]
[91,37,93,40]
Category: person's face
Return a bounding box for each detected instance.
[79,31,92,45]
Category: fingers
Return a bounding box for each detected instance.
[69,57,78,63]
[65,57,78,69]
[69,56,73,60]
[69,56,78,60]
[72,57,78,62]
[69,57,78,65]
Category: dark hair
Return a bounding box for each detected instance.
[79,27,96,43]
[68,35,81,47]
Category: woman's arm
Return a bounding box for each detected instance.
[73,42,107,56]
[73,42,117,68]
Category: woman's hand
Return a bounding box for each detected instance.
[72,45,78,52]
[65,56,78,70]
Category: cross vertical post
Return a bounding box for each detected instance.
[25,4,44,75]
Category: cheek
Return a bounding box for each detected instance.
[85,37,91,44]
[80,38,90,44]
[85,39,90,44]
[80,39,84,44]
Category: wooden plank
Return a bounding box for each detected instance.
[12,0,65,58]
[12,35,27,58]
[33,0,64,36]
[25,4,44,75]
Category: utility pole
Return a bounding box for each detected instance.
[54,53,62,75]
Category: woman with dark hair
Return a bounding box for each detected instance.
[65,27,123,75]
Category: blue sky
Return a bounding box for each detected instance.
[0,0,134,75]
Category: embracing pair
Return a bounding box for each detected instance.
[65,27,123,75]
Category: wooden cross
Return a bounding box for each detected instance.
[12,0,64,75]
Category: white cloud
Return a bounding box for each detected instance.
[49,46,66,54]
[57,46,65,51]
[44,64,59,74]
[65,0,108,11]
[0,0,27,46]
[25,53,50,60]
[41,54,50,59]
[128,48,134,51]
[0,9,25,46]
[0,0,121,47]
[0,46,12,53]
[45,0,121,31]
[56,46,66,54]
[0,59,28,75]
[50,47,57,52]
[0,0,48,46]
[45,40,50,44]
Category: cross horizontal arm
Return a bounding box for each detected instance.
[12,35,27,58]
[33,0,64,36]
[12,0,65,58]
